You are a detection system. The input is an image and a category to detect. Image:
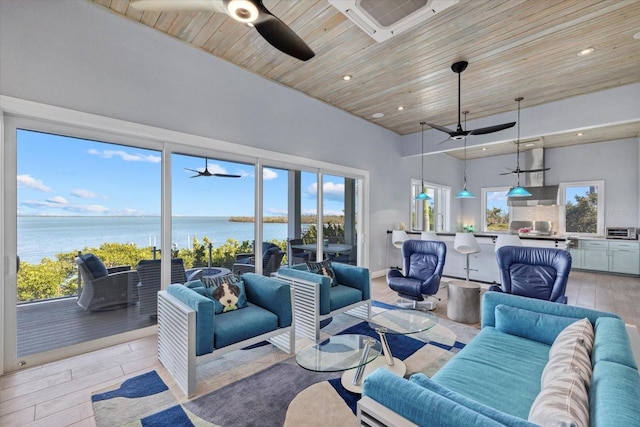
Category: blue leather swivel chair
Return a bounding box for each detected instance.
[387,239,447,310]
[490,246,571,304]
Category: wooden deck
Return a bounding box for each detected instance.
[17,298,156,357]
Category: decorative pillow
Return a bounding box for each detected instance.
[200,274,248,313]
[541,343,592,389]
[306,259,338,286]
[549,318,594,357]
[528,371,589,427]
[494,305,581,346]
[544,317,594,389]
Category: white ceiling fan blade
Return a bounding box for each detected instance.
[130,0,226,13]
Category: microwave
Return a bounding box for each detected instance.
[605,227,638,240]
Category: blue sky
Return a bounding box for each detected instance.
[17,130,346,217]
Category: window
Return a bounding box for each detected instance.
[482,187,510,232]
[559,181,604,235]
[411,179,450,232]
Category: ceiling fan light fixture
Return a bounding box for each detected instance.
[507,186,532,197]
[227,0,259,23]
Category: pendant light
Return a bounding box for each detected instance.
[506,97,532,197]
[415,122,432,200]
[455,111,475,198]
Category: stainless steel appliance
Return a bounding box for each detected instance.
[605,227,638,240]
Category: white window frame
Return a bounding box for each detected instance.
[481,186,511,232]
[410,179,450,232]
[559,180,605,236]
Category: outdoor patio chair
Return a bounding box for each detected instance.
[232,242,285,276]
[75,253,138,311]
[136,258,199,316]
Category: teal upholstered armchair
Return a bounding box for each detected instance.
[275,262,371,340]
[157,273,295,397]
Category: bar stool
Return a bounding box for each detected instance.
[494,234,522,252]
[454,232,480,281]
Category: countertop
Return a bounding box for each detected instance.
[397,231,568,241]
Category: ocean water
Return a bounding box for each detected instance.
[17,216,288,264]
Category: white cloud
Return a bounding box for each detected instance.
[306,182,345,202]
[266,207,288,215]
[47,196,68,205]
[71,188,97,198]
[263,168,278,180]
[88,148,161,163]
[17,175,51,192]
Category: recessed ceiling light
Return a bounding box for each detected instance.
[525,143,535,147]
[397,106,404,111]
[577,132,584,136]
[481,147,487,151]
[372,112,384,118]
[341,74,352,81]
[634,31,640,40]
[578,47,595,56]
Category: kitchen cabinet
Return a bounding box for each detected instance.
[573,239,640,275]
[582,240,609,272]
[608,241,640,275]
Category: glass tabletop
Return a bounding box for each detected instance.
[368,309,438,335]
[296,334,382,372]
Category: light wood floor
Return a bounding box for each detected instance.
[1,270,639,426]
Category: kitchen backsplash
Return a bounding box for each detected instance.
[511,205,560,231]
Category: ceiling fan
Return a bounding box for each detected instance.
[425,61,516,144]
[130,0,315,61]
[500,97,550,175]
[185,158,241,178]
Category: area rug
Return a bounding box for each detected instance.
[92,304,479,426]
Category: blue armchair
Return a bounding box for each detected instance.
[275,262,371,340]
[157,273,294,397]
[387,239,446,310]
[490,246,571,304]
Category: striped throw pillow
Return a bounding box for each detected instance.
[529,371,589,427]
[549,317,594,357]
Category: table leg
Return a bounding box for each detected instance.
[352,338,373,385]
[377,330,395,366]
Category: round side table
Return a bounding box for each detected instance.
[447,280,481,323]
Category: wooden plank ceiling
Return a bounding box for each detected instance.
[91,0,640,158]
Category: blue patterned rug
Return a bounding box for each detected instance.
[92,309,476,426]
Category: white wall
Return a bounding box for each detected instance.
[0,0,411,273]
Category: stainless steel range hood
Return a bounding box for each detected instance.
[507,147,559,206]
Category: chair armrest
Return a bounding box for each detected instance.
[242,273,293,328]
[232,263,256,275]
[332,263,370,300]
[277,267,332,315]
[107,265,131,274]
[93,270,138,289]
[488,285,503,293]
[235,253,255,263]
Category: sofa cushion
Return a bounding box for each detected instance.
[201,274,248,314]
[592,317,638,369]
[528,371,589,427]
[541,342,592,389]
[213,303,278,348]
[494,304,580,345]
[590,360,640,427]
[329,284,363,311]
[306,259,338,286]
[431,327,550,419]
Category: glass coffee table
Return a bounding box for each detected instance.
[361,309,439,383]
[296,334,382,393]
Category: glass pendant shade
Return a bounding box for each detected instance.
[415,189,431,200]
[507,186,532,197]
[455,188,475,198]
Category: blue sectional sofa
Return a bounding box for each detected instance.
[359,292,640,427]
